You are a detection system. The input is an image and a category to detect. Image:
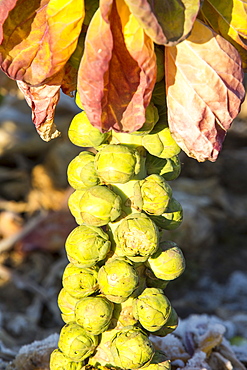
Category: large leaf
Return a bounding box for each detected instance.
[165,20,245,162]
[77,0,156,132]
[124,0,201,46]
[0,0,84,85]
[17,71,63,141]
[0,0,18,42]
[200,0,247,70]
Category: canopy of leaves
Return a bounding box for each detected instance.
[0,0,246,160]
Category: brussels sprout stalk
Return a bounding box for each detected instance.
[52,67,184,370]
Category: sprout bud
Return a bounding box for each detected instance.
[58,288,79,323]
[58,322,98,362]
[50,348,84,370]
[136,175,172,216]
[75,296,114,335]
[79,185,122,226]
[154,307,178,337]
[145,269,169,290]
[113,297,138,328]
[67,151,100,189]
[140,350,171,370]
[146,241,185,281]
[69,111,109,148]
[98,257,139,303]
[95,144,141,184]
[150,198,183,230]
[114,213,159,262]
[133,288,172,332]
[62,263,99,299]
[65,225,111,268]
[68,190,86,225]
[146,154,181,181]
[142,126,180,159]
[110,326,154,369]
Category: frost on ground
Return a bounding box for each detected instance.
[151,314,247,370]
[4,334,58,370]
[3,314,247,370]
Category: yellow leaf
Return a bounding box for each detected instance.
[0,0,85,85]
[201,0,247,70]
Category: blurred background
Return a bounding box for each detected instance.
[0,70,246,364]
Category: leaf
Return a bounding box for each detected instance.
[77,0,156,132]
[61,61,77,97]
[124,0,201,46]
[0,0,84,85]
[0,0,18,43]
[17,71,63,142]
[200,0,247,70]
[165,20,245,162]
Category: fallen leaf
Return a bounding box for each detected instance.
[200,0,247,70]
[165,20,245,162]
[124,0,201,46]
[0,0,84,85]
[78,0,156,132]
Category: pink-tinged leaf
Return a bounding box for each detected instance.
[17,71,63,142]
[78,0,156,132]
[0,0,18,42]
[124,0,201,46]
[165,20,245,162]
[0,0,84,85]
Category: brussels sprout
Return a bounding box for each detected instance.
[136,175,172,216]
[113,297,138,328]
[58,322,98,362]
[110,326,154,369]
[50,348,84,370]
[146,241,185,281]
[142,125,180,159]
[155,45,165,83]
[79,185,122,226]
[114,213,159,262]
[62,264,99,299]
[69,111,109,148]
[145,269,169,290]
[65,225,111,268]
[95,144,141,184]
[68,190,86,225]
[146,154,181,181]
[75,296,114,335]
[98,257,139,303]
[130,103,159,136]
[67,151,100,189]
[150,198,183,230]
[133,288,171,332]
[141,350,171,370]
[58,288,79,323]
[154,307,178,337]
